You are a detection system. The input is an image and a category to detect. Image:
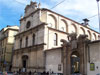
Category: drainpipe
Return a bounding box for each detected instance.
[87,44,90,63]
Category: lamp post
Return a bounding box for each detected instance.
[96,0,100,32]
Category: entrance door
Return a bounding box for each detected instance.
[23,60,26,68]
[22,55,28,72]
[71,52,80,74]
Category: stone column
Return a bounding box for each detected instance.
[63,46,67,75]
[61,39,70,75]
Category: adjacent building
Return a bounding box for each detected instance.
[12,1,100,75]
[0,25,19,71]
[87,40,100,75]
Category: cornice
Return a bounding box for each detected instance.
[15,22,47,37]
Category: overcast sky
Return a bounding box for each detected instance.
[0,0,99,32]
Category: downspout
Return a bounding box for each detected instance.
[88,44,90,63]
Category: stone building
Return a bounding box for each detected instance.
[0,25,19,71]
[12,1,100,75]
[87,40,100,75]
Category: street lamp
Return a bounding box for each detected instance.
[96,0,100,32]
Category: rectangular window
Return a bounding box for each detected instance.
[26,37,28,47]
[32,34,35,45]
[54,33,57,46]
[58,64,61,71]
[20,39,22,48]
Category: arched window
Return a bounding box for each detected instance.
[32,34,35,45]
[54,33,58,46]
[26,21,31,29]
[61,27,64,31]
[20,39,22,48]
[93,33,96,40]
[98,35,100,40]
[87,30,91,40]
[60,19,68,32]
[48,23,52,27]
[80,27,85,34]
[26,36,28,47]
[48,14,57,29]
[70,24,77,33]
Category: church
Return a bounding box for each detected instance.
[12,1,100,75]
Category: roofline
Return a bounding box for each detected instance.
[3,28,19,33]
[45,47,62,51]
[19,7,100,34]
[41,8,100,34]
[0,25,19,32]
[88,40,100,44]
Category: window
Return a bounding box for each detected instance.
[98,35,100,40]
[32,34,35,45]
[61,27,64,31]
[54,33,58,46]
[48,23,52,27]
[26,36,28,47]
[58,64,61,71]
[26,21,31,29]
[20,39,22,48]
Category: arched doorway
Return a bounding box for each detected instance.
[71,51,80,74]
[22,55,28,72]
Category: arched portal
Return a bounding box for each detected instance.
[71,51,80,74]
[22,55,28,72]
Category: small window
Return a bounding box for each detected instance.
[26,21,31,28]
[98,35,100,40]
[58,64,61,71]
[54,33,58,46]
[61,27,64,31]
[20,39,22,48]
[48,23,52,27]
[26,36,28,47]
[32,34,35,45]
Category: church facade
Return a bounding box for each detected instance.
[12,1,100,75]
